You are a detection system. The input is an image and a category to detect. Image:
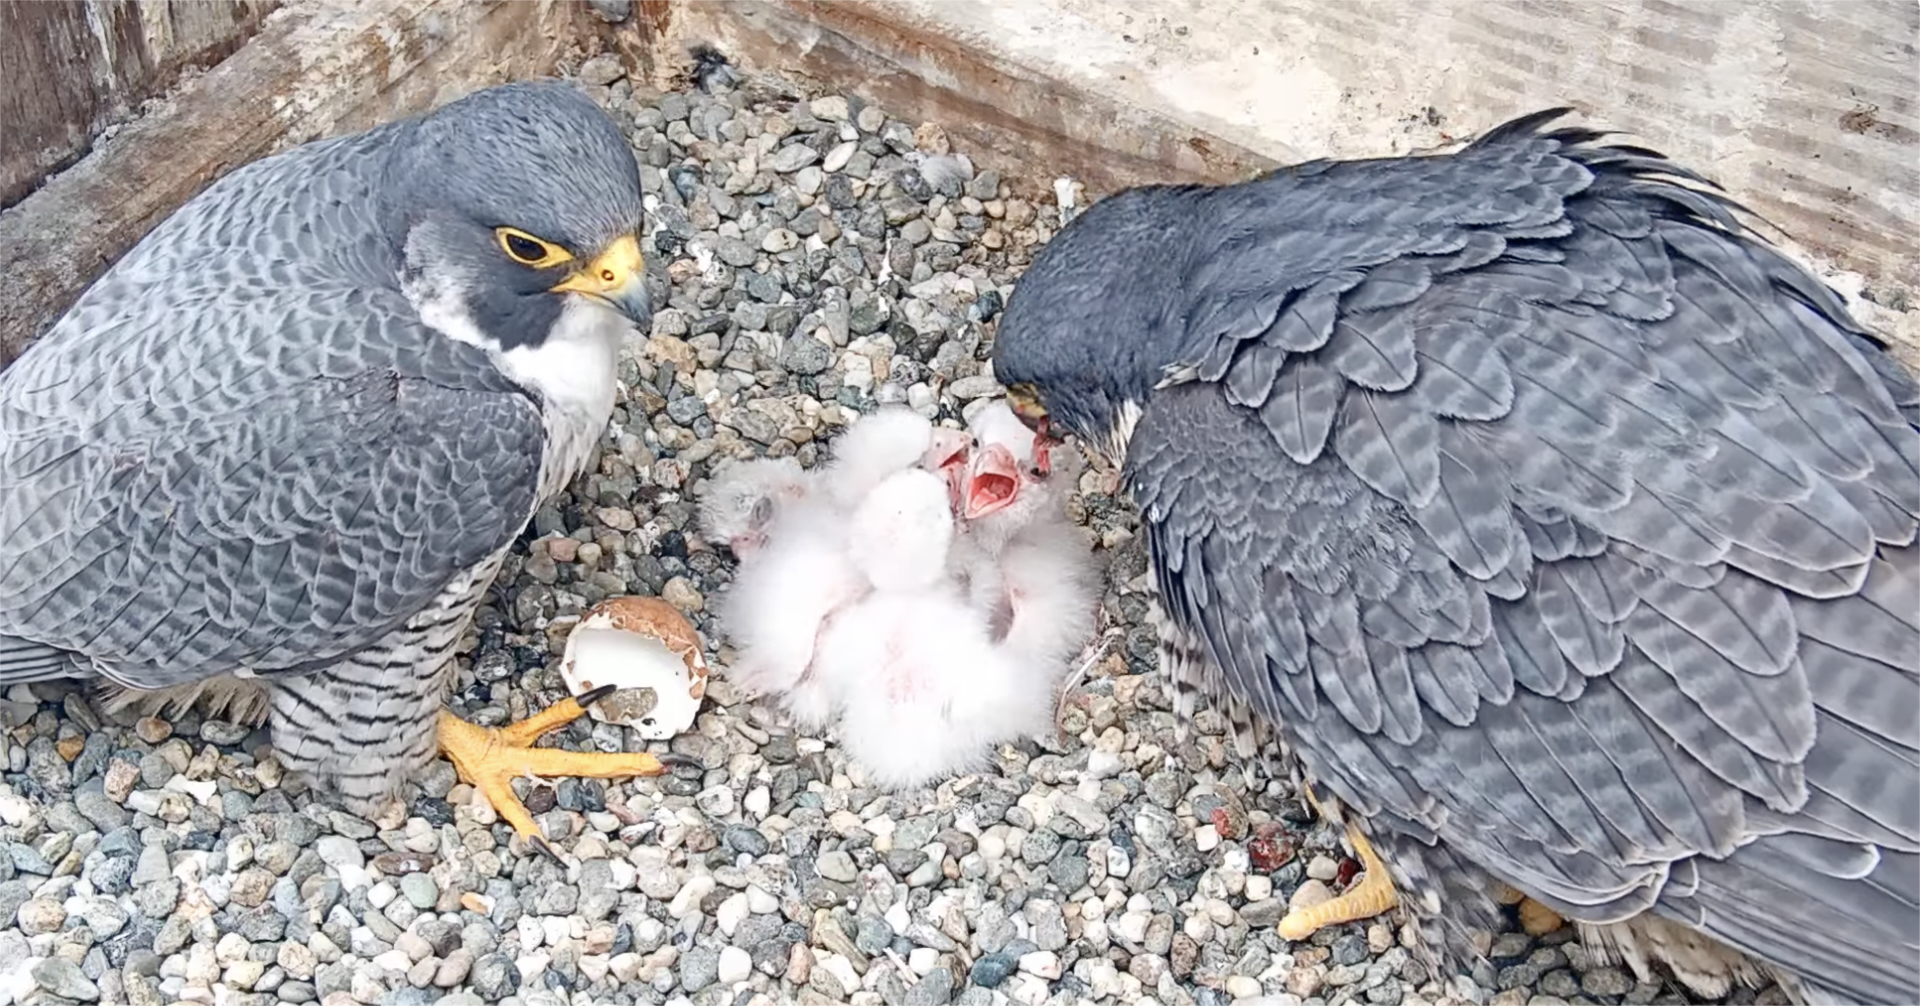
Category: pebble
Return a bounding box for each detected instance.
[717,945,753,983]
[33,957,101,1001]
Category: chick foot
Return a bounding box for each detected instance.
[438,685,696,859]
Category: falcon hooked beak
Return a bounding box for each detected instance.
[1005,382,1061,477]
[551,233,652,323]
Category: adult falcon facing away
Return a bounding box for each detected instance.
[990,108,1919,1005]
[0,81,689,852]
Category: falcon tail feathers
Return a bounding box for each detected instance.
[0,635,82,684]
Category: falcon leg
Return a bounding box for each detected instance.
[437,685,697,858]
[1279,786,1400,941]
[1495,882,1567,935]
[1278,822,1401,939]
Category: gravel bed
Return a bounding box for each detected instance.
[0,55,1770,1006]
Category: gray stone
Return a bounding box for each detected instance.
[32,957,101,1002]
[678,945,720,992]
[816,849,858,883]
[770,144,821,173]
[470,954,518,1002]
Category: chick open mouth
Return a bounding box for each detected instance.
[962,443,1022,519]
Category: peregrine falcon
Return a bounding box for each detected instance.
[990,108,1920,1004]
[0,81,684,851]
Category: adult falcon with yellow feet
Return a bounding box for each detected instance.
[0,81,694,855]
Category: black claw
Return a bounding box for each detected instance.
[530,834,563,865]
[657,751,705,773]
[576,684,619,707]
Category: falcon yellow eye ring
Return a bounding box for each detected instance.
[495,227,575,269]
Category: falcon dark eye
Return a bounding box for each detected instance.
[494,227,574,269]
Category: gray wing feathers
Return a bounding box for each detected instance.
[1,290,544,687]
[1130,115,1920,1003]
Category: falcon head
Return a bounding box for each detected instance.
[990,185,1207,471]
[386,80,651,356]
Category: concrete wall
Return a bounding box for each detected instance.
[866,1,1917,298]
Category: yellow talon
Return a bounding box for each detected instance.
[436,689,687,857]
[1517,896,1566,935]
[1494,881,1567,934]
[1278,821,1401,940]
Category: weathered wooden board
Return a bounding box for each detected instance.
[0,0,281,210]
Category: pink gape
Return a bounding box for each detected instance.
[922,427,973,516]
[957,430,1054,521]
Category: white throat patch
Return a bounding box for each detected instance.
[405,272,630,499]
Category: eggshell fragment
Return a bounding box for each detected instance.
[559,596,709,739]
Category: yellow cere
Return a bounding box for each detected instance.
[1007,382,1048,423]
[550,234,645,299]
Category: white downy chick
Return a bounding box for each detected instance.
[712,487,866,728]
[819,404,975,510]
[951,399,1096,654]
[812,468,1056,789]
[694,455,813,558]
[712,405,951,727]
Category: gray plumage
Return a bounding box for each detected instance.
[0,81,649,810]
[991,109,1919,1004]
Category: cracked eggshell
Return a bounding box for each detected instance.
[559,596,709,739]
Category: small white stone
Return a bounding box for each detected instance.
[823,140,858,173]
[717,945,753,984]
[1018,950,1062,980]
[1085,750,1124,779]
[1183,913,1213,943]
[1194,824,1221,852]
[716,892,750,937]
[1225,974,1264,999]
[333,864,370,891]
[609,952,643,983]
[371,949,412,974]
[1085,960,1121,998]
[908,946,939,976]
[543,915,571,948]
[742,786,771,818]
[1307,855,1339,881]
[516,952,550,983]
[1010,973,1052,1005]
[746,885,779,915]
[1115,911,1150,945]
[366,882,396,910]
[669,874,715,919]
[819,952,861,992]
[809,95,850,120]
[760,229,798,254]
[1082,917,1109,946]
[884,901,911,936]
[1245,875,1273,902]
